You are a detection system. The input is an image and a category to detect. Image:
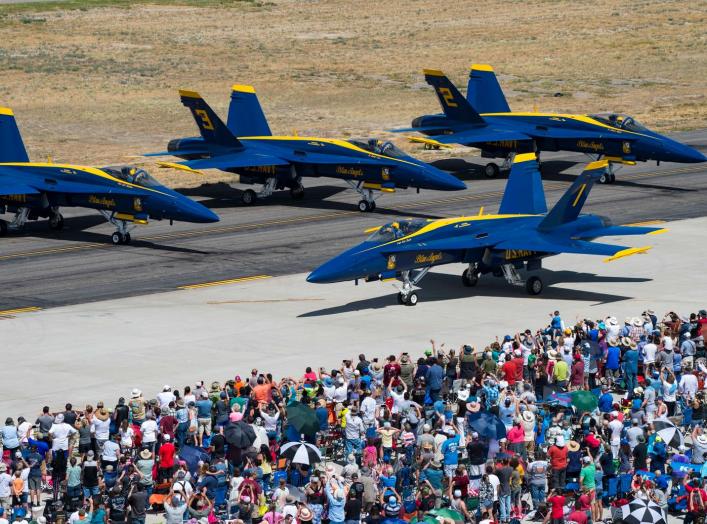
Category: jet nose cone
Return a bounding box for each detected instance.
[665,140,707,163]
[306,264,336,284]
[307,253,357,283]
[420,165,467,191]
[180,198,220,223]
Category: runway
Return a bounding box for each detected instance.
[0,130,705,311]
[1,214,705,416]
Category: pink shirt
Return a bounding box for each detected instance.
[507,426,525,444]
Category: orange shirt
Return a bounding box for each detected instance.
[12,477,23,496]
[253,384,272,404]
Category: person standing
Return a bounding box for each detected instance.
[496,458,514,524]
[623,341,639,399]
[548,436,568,490]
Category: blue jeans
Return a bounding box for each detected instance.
[83,485,100,498]
[345,438,362,457]
[499,493,511,521]
[625,372,637,398]
[130,518,145,524]
[530,484,546,510]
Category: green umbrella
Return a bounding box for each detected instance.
[429,508,464,522]
[286,400,320,436]
[410,515,438,524]
[571,390,598,412]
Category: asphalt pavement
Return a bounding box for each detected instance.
[0,130,705,311]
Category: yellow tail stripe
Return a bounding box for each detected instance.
[572,184,587,207]
[232,84,256,94]
[178,275,271,290]
[0,107,14,116]
[470,64,494,72]
[514,152,536,163]
[0,306,42,316]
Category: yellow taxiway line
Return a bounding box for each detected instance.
[0,306,42,316]
[178,275,272,290]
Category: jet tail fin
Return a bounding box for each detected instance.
[179,90,243,148]
[466,64,511,113]
[498,153,547,215]
[538,160,607,231]
[227,84,272,137]
[0,107,29,162]
[423,70,484,124]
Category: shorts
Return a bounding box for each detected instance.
[198,417,212,436]
[444,464,457,478]
[28,477,41,491]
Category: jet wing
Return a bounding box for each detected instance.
[165,152,289,172]
[431,129,532,145]
[493,236,651,262]
[533,127,640,141]
[574,225,667,239]
[278,151,399,167]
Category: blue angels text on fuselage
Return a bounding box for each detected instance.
[396,64,705,182]
[0,108,218,244]
[146,85,465,212]
[307,153,666,305]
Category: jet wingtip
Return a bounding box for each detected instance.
[603,245,652,263]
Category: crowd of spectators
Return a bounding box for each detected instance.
[1,308,706,524]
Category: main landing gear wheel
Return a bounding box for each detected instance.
[398,292,419,306]
[358,200,375,212]
[526,276,543,295]
[0,220,7,237]
[462,268,479,287]
[111,232,131,245]
[484,163,500,178]
[290,185,305,200]
[599,173,616,184]
[241,189,257,206]
[48,213,64,231]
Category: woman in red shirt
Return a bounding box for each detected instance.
[543,489,566,524]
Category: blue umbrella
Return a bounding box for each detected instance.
[467,412,507,440]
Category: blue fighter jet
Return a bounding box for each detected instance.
[0,107,218,244]
[307,152,666,305]
[398,65,705,182]
[147,85,466,212]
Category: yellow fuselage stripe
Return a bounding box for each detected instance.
[178,275,271,290]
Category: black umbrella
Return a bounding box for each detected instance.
[280,440,322,465]
[620,498,666,524]
[286,401,320,436]
[653,419,684,449]
[224,420,256,449]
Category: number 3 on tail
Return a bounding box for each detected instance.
[195,109,214,131]
[437,87,458,108]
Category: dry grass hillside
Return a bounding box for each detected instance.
[0,0,705,186]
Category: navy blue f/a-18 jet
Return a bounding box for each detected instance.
[147,85,465,212]
[398,64,705,182]
[307,152,666,305]
[0,107,218,244]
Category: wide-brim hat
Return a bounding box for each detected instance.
[176,399,185,408]
[298,507,313,522]
[632,317,643,327]
[430,460,442,468]
[621,337,632,347]
[608,337,618,346]
[547,350,559,360]
[608,317,618,326]
[696,435,707,445]
[467,400,481,413]
[521,410,534,423]
[131,388,142,398]
[95,408,110,421]
[139,449,152,460]
[568,440,580,452]
[634,387,644,396]
[629,341,637,349]
[457,389,470,402]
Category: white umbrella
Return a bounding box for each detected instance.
[620,498,666,524]
[280,440,322,465]
[652,419,684,449]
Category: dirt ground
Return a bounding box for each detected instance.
[0,0,705,187]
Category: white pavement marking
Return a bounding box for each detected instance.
[2,217,705,417]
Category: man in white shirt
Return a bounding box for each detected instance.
[344,407,365,457]
[157,386,176,409]
[643,338,657,371]
[0,464,11,509]
[101,434,121,468]
[332,378,348,403]
[608,412,624,458]
[16,418,32,445]
[140,414,159,452]
[360,392,377,427]
[49,414,78,452]
[679,369,699,398]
